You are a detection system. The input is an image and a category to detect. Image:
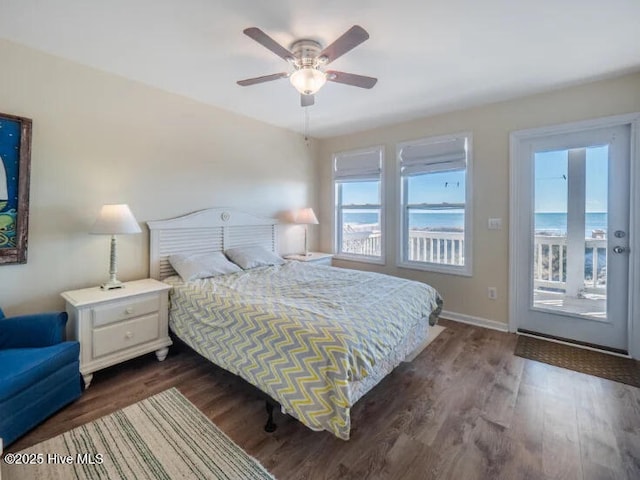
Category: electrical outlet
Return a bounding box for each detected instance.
[488,287,497,300]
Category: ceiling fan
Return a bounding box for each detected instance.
[237,25,377,107]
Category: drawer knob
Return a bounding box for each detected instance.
[125,331,134,339]
[125,307,134,314]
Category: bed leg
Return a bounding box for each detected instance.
[264,400,277,433]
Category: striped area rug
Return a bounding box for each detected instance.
[3,388,275,480]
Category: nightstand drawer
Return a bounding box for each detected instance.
[92,313,160,358]
[92,294,160,327]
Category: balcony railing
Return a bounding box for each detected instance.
[341,227,607,292]
[533,235,607,293]
[407,230,465,264]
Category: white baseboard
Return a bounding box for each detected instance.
[440,310,509,332]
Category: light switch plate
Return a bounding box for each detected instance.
[488,218,502,230]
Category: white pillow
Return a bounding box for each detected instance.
[224,245,284,270]
[168,252,242,281]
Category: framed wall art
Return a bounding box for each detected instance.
[0,112,32,264]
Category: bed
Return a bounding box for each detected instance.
[148,208,442,440]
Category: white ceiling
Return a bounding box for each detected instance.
[1,0,639,138]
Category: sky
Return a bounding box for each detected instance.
[535,146,608,213]
[340,170,465,207]
[340,145,608,214]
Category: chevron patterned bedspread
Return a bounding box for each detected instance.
[166,262,442,440]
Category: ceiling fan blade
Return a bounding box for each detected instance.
[237,72,288,86]
[243,27,294,61]
[326,70,377,89]
[301,94,315,107]
[319,25,369,65]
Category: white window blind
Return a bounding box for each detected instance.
[397,133,472,276]
[333,146,384,263]
[334,149,382,181]
[399,137,467,176]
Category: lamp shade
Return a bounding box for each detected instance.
[289,68,327,95]
[90,204,142,235]
[295,207,319,225]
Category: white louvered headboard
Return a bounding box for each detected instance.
[147,208,278,280]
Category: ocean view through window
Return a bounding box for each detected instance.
[397,133,472,275]
[333,146,384,263]
[532,146,609,314]
[344,211,607,236]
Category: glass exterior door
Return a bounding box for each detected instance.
[516,125,630,351]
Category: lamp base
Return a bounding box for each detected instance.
[100,280,124,290]
[101,235,124,290]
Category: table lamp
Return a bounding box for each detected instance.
[90,204,142,289]
[295,207,319,256]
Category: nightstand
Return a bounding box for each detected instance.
[61,278,172,388]
[285,252,334,266]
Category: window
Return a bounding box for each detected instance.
[398,133,472,275]
[333,146,384,263]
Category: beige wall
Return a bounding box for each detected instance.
[2,37,638,325]
[318,72,640,326]
[0,40,317,315]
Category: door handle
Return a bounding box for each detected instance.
[612,246,627,254]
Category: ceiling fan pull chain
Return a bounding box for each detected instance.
[304,107,310,147]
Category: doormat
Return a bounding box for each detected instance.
[515,335,640,388]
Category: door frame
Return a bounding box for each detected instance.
[509,112,640,358]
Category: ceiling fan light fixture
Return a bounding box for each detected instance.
[289,67,327,95]
[238,26,377,105]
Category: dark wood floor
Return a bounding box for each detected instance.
[10,320,640,479]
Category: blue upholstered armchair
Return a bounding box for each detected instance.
[0,307,82,447]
